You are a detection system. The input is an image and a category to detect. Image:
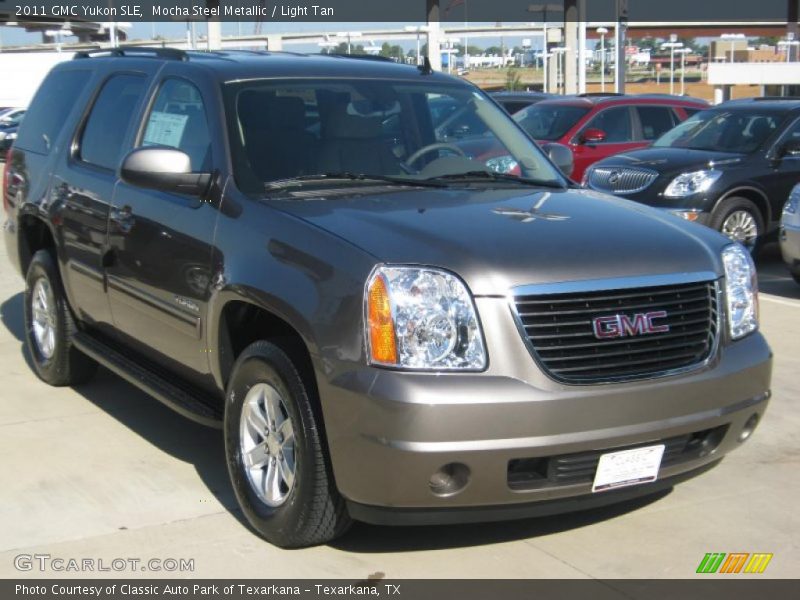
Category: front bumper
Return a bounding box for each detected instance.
[779,223,800,277]
[318,298,772,522]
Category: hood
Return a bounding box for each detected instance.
[269,185,728,295]
[594,147,746,175]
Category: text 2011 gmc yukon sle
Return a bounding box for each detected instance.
[3,48,772,548]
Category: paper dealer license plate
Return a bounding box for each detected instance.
[592,444,665,493]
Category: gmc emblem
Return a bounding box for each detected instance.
[592,311,670,340]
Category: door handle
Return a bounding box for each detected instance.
[110,205,134,234]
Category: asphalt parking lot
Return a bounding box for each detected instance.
[0,198,798,580]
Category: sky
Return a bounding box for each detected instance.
[0,21,552,54]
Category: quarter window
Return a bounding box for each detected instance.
[14,69,91,155]
[80,74,146,170]
[141,79,212,172]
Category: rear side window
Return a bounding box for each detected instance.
[80,74,146,170]
[14,69,91,155]
[636,106,677,140]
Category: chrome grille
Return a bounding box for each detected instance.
[513,279,719,384]
[587,167,659,194]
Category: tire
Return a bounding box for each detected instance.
[223,340,351,548]
[23,249,98,386]
[709,197,765,256]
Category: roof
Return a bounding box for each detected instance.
[68,47,461,85]
[716,97,800,112]
[533,93,709,109]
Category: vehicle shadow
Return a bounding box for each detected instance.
[756,243,800,300]
[0,291,249,532]
[332,490,670,553]
[1,290,674,552]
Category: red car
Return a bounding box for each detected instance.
[512,94,709,181]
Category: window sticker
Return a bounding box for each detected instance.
[143,111,188,148]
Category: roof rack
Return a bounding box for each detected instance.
[74,46,188,61]
[325,53,398,63]
[576,92,624,97]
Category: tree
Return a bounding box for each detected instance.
[380,42,405,60]
[333,41,366,55]
[754,36,780,46]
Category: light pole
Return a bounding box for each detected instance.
[552,47,567,94]
[661,39,684,96]
[404,25,428,65]
[336,31,362,54]
[720,33,745,63]
[778,35,800,62]
[596,27,608,92]
[675,48,690,96]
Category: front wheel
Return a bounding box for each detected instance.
[223,340,351,548]
[710,198,764,255]
[23,249,97,386]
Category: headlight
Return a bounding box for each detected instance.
[663,170,722,198]
[722,244,758,340]
[783,186,800,216]
[669,209,703,222]
[365,265,486,370]
[485,155,519,174]
[0,132,6,141]
[6,132,16,141]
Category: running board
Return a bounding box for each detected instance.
[72,332,223,429]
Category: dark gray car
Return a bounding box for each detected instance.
[3,49,772,548]
[780,184,800,283]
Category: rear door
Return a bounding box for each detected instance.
[105,72,222,380]
[570,106,637,180]
[51,68,152,328]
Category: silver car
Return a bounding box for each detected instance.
[780,184,800,284]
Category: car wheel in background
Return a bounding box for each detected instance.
[23,249,98,386]
[223,340,351,548]
[710,198,764,255]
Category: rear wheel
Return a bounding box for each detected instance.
[710,198,764,255]
[223,340,351,547]
[23,250,97,386]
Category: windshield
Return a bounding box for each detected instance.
[224,79,565,195]
[653,110,781,153]
[514,104,590,141]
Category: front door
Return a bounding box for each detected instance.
[105,77,220,379]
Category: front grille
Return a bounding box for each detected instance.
[588,166,659,194]
[513,279,719,383]
[507,425,728,490]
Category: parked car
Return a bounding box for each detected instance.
[780,184,800,284]
[491,91,555,115]
[584,98,800,253]
[4,49,771,548]
[512,93,708,181]
[0,108,25,156]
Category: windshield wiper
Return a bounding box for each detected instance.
[264,172,448,191]
[425,170,566,189]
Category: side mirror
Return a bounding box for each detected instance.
[581,128,607,144]
[120,147,211,196]
[779,139,800,158]
[542,142,574,178]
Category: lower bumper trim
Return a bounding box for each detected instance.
[346,459,720,526]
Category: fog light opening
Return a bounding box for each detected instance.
[429,463,470,497]
[739,413,760,442]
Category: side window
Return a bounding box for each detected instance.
[142,79,211,172]
[584,107,632,143]
[80,74,146,170]
[683,108,701,118]
[15,70,91,155]
[636,106,677,141]
[775,117,800,156]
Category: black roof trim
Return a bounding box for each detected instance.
[73,46,188,61]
